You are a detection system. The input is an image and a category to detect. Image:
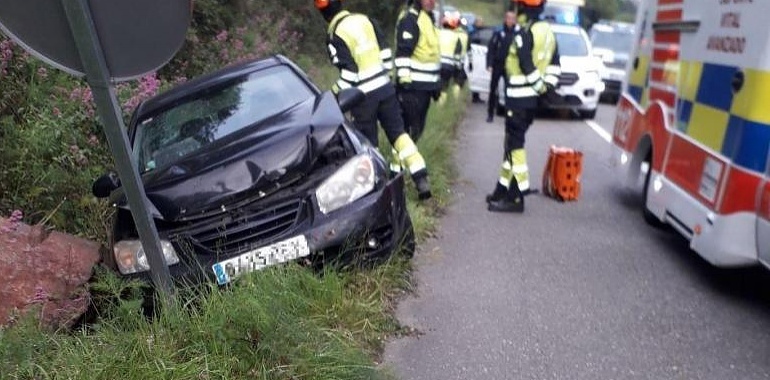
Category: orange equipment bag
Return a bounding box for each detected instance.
[542,146,583,202]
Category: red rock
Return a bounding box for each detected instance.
[0,217,100,329]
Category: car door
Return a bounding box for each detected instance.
[757,151,770,268]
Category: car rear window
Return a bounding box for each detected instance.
[133,65,314,172]
[590,30,634,54]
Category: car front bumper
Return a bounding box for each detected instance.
[550,74,605,111]
[119,173,412,286]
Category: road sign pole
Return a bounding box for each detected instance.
[61,0,174,296]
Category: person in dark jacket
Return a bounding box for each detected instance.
[485,9,517,123]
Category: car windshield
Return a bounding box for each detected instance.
[133,65,314,173]
[591,30,634,53]
[555,30,589,57]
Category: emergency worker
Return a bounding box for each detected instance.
[485,9,517,123]
[487,0,561,212]
[315,0,432,200]
[395,0,441,142]
[438,15,462,90]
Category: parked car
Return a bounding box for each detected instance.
[589,21,635,104]
[93,55,414,286]
[465,26,495,100]
[498,23,605,119]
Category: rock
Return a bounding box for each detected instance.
[0,216,100,329]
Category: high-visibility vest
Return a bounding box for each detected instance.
[439,28,461,67]
[395,7,441,89]
[328,11,391,95]
[505,21,557,99]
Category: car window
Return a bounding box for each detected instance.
[590,30,634,54]
[555,30,589,57]
[472,28,494,46]
[133,65,314,172]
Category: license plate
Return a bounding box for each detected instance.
[212,235,310,285]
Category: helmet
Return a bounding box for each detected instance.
[442,15,460,29]
[513,0,545,6]
[314,0,340,11]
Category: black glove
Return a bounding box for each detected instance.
[542,85,566,107]
[431,89,441,101]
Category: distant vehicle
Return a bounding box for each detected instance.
[498,23,605,119]
[543,0,583,25]
[589,21,635,103]
[464,26,495,100]
[93,56,414,286]
[612,0,770,269]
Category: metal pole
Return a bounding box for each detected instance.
[61,0,174,297]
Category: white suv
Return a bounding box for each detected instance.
[498,23,605,119]
[589,22,635,104]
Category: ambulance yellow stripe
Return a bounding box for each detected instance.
[678,60,702,102]
[629,55,649,87]
[687,103,729,152]
[730,68,770,125]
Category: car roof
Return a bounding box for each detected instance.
[134,55,309,120]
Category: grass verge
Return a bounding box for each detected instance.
[0,87,467,380]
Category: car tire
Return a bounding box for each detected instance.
[579,109,597,119]
[642,154,666,229]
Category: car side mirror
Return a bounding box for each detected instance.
[92,171,120,198]
[337,87,366,113]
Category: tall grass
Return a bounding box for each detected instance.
[0,88,467,380]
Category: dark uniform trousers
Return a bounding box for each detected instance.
[504,107,534,155]
[397,89,432,142]
[350,92,406,147]
[487,66,505,118]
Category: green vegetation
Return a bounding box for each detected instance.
[0,0,468,376]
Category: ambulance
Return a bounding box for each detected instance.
[612,0,770,268]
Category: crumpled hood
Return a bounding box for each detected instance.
[122,92,349,222]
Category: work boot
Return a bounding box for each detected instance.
[414,173,432,200]
[485,183,508,203]
[488,183,524,213]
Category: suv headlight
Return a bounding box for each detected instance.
[315,154,375,214]
[114,239,180,275]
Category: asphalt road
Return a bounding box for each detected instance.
[382,101,770,379]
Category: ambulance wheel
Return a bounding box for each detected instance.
[642,158,665,228]
[579,109,597,119]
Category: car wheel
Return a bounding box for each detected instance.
[642,154,666,229]
[579,109,597,119]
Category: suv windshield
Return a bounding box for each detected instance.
[591,30,634,53]
[555,30,589,57]
[133,65,314,173]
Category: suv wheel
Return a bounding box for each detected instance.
[579,109,597,119]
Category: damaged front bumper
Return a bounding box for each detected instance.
[118,173,412,286]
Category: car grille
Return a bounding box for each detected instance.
[169,198,306,255]
[559,72,579,86]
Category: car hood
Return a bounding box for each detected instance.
[120,91,350,222]
[560,55,603,72]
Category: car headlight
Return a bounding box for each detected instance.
[114,239,180,275]
[315,154,375,214]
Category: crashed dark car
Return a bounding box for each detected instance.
[93,55,414,285]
